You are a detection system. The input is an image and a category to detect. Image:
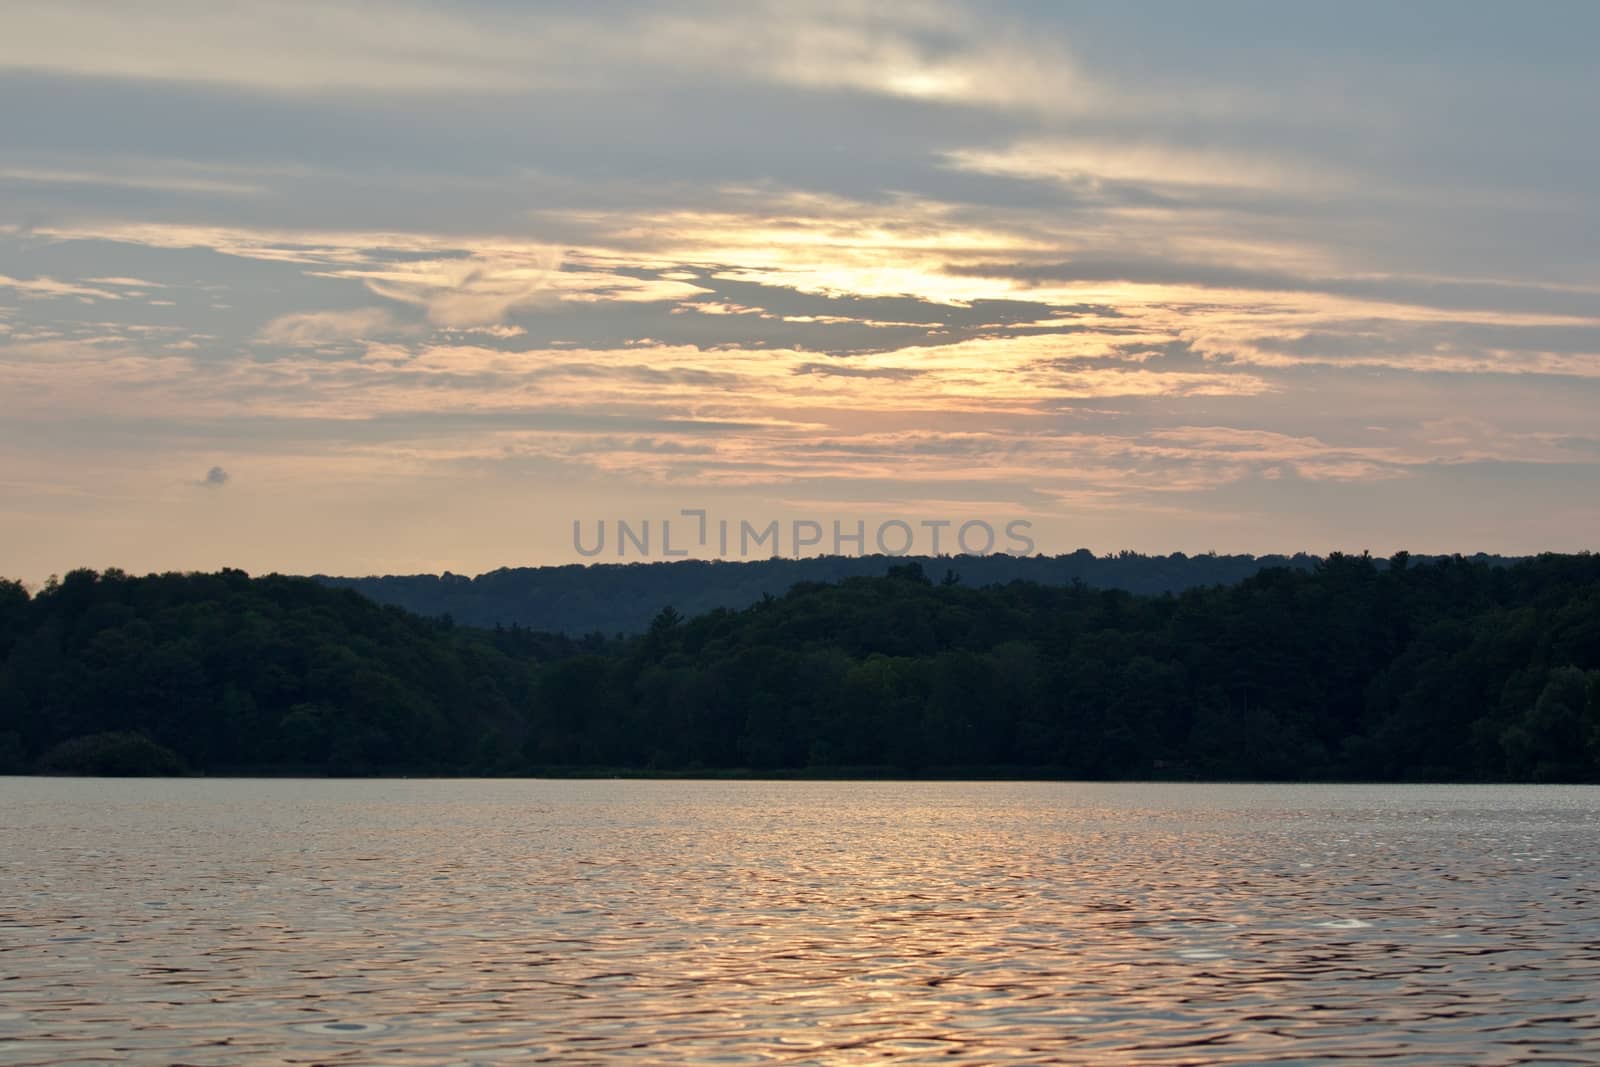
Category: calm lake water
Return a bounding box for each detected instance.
[1,779,1597,1065]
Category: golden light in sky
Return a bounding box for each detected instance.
[2,3,1598,580]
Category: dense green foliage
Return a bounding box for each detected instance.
[0,568,585,776]
[3,552,1598,780]
[36,731,186,776]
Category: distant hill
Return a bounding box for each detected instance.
[315,551,1523,635]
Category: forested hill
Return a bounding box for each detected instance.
[2,553,1597,781]
[318,551,1362,635]
[317,552,1529,636]
[0,569,590,778]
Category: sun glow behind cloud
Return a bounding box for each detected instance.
[2,2,1599,578]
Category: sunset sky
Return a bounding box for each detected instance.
[3,2,1598,581]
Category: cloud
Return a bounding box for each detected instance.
[944,255,1600,319]
[343,252,566,327]
[0,1,1097,112]
[0,0,571,92]
[1,165,263,197]
[794,362,926,380]
[3,4,1600,578]
[82,276,167,288]
[942,140,1343,195]
[0,274,124,301]
[257,308,406,346]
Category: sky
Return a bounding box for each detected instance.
[2,1,1598,581]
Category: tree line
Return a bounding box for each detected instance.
[2,552,1597,780]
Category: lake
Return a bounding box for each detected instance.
[1,779,1597,1065]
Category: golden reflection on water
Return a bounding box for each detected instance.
[1,779,1598,1065]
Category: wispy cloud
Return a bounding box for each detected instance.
[258,308,407,347]
[2,3,1598,578]
[0,274,125,301]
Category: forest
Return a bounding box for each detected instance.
[1,552,1597,781]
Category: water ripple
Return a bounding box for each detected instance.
[1,779,1597,1065]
